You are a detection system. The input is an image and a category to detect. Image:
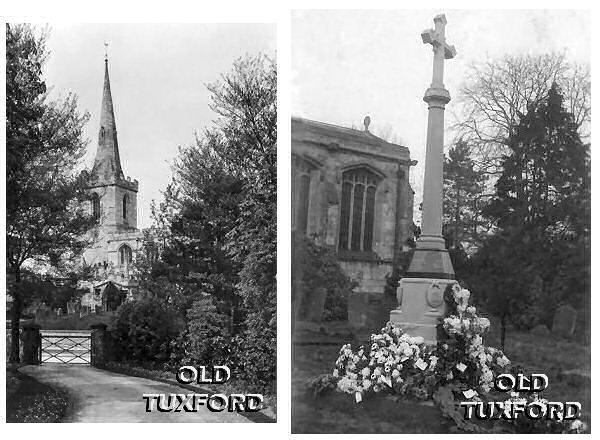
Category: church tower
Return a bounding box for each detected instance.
[88,55,139,232]
[80,52,145,310]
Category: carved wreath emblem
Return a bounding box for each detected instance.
[425,281,444,309]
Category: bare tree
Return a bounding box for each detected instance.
[454,53,590,176]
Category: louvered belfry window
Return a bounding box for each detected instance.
[92,193,101,223]
[338,168,378,252]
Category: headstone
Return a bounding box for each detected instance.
[304,287,328,322]
[552,305,577,337]
[530,324,550,337]
[56,307,63,316]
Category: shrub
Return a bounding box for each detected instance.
[230,315,276,393]
[175,295,232,366]
[293,232,357,321]
[112,297,183,363]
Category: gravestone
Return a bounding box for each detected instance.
[530,324,550,337]
[303,287,328,322]
[552,305,577,337]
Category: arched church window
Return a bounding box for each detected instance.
[92,193,101,223]
[338,168,380,252]
[119,245,132,267]
[122,194,128,220]
[292,156,317,235]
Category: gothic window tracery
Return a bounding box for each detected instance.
[338,167,380,252]
[119,245,132,267]
[292,156,317,235]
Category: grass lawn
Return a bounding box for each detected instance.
[6,364,71,422]
[292,322,591,434]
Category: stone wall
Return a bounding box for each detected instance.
[292,117,415,330]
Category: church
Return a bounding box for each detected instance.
[291,116,416,328]
[79,56,144,312]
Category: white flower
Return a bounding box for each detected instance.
[497,355,510,368]
[392,369,400,378]
[428,355,438,369]
[361,367,371,377]
[481,369,493,384]
[570,420,584,433]
[362,379,372,390]
[413,336,425,345]
[373,367,382,377]
[337,376,352,393]
[466,306,476,314]
[333,369,339,377]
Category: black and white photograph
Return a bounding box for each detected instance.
[1,2,596,438]
[5,22,276,422]
[291,9,590,434]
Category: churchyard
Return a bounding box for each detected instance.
[292,315,590,434]
[7,23,277,423]
[291,11,589,434]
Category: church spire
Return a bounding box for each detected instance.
[91,54,124,183]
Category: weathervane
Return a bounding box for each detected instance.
[104,41,110,61]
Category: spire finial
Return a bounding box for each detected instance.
[104,41,110,62]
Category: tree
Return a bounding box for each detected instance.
[484,83,589,234]
[443,140,488,255]
[456,53,590,176]
[6,24,94,362]
[137,53,277,389]
[471,83,590,343]
[205,54,276,389]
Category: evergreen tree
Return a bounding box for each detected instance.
[472,83,590,340]
[443,140,487,255]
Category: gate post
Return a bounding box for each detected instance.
[21,323,41,365]
[90,323,108,368]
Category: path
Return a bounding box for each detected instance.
[20,365,249,423]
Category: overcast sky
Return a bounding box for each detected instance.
[43,23,276,228]
[292,10,590,222]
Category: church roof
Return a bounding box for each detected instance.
[291,116,412,163]
[89,57,135,189]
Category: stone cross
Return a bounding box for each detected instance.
[389,13,457,343]
[419,14,456,245]
[421,15,457,89]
